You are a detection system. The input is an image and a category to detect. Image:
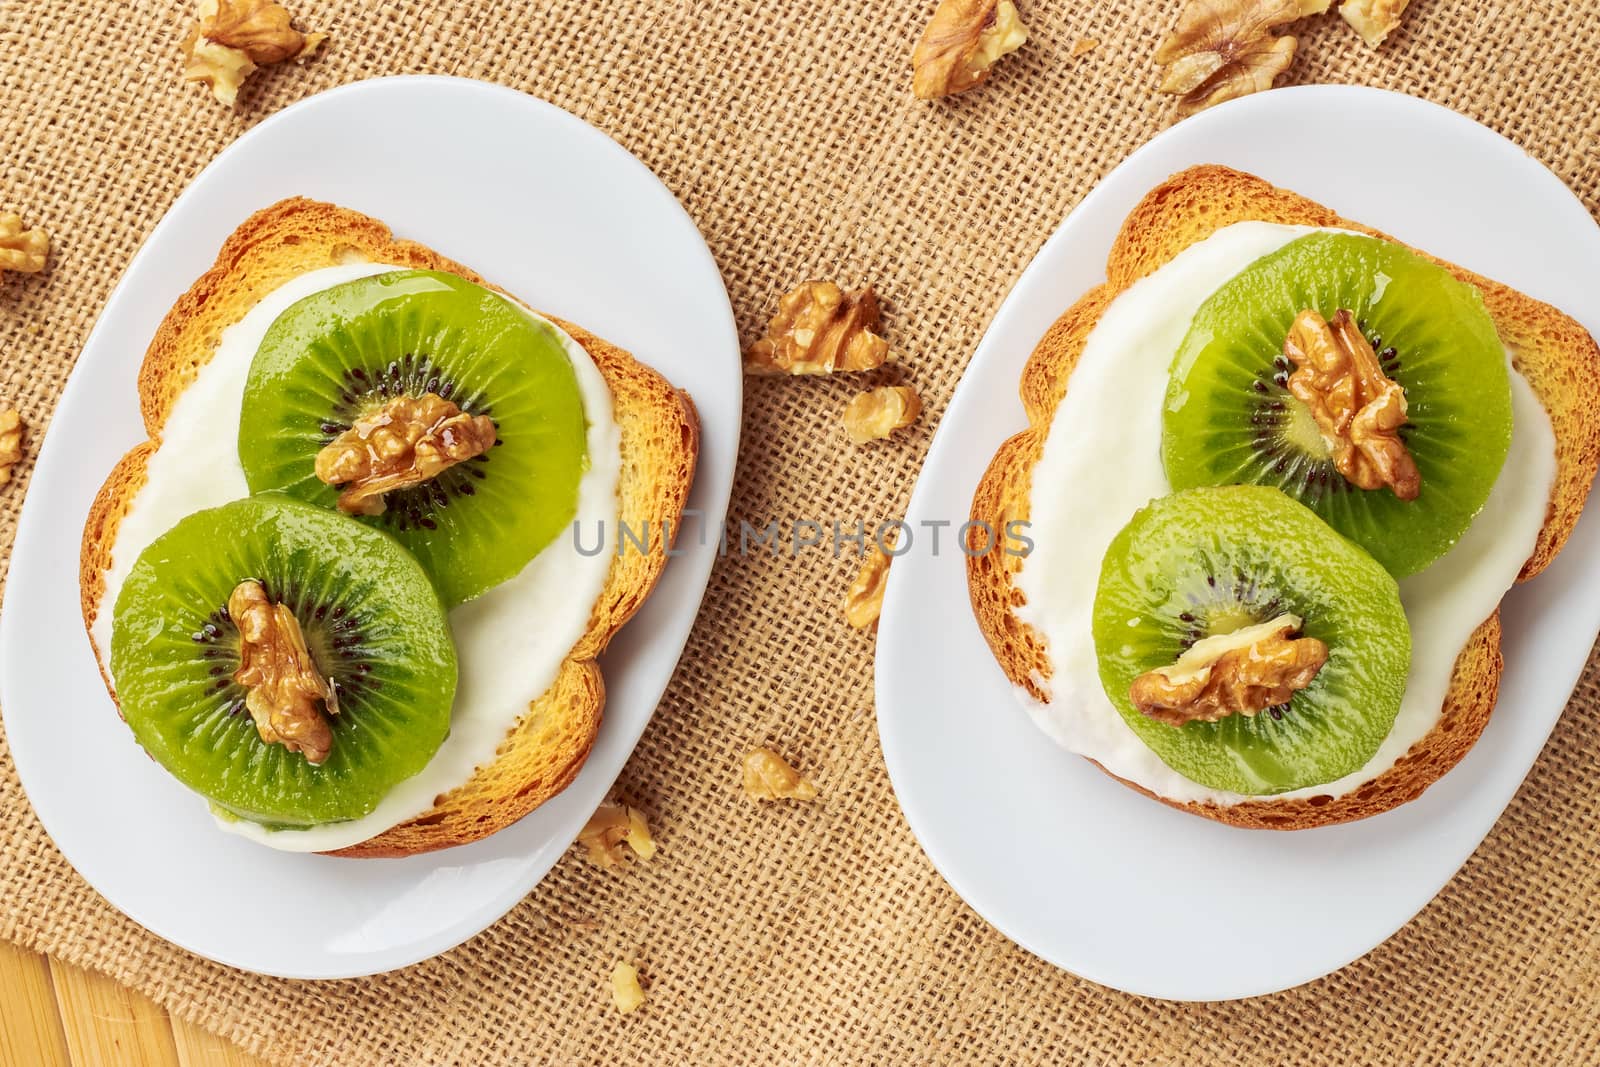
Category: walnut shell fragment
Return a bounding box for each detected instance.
[912,0,1030,101]
[0,213,49,275]
[0,408,24,488]
[182,0,327,107]
[610,962,646,1014]
[1340,0,1412,47]
[844,542,894,630]
[745,281,890,376]
[578,803,657,868]
[1155,0,1331,115]
[183,33,256,108]
[742,748,820,802]
[841,385,922,444]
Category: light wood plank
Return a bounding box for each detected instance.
[48,957,181,1067]
[0,942,72,1067]
[170,1015,271,1067]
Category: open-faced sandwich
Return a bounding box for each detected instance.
[969,166,1600,829]
[79,200,698,856]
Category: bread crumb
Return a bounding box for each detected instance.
[1071,37,1099,58]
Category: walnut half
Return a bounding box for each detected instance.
[229,579,338,763]
[182,0,327,107]
[912,0,1030,101]
[1130,614,1329,726]
[315,393,497,516]
[1155,0,1331,115]
[745,282,890,376]
[1284,307,1421,500]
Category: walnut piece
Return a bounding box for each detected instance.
[0,213,49,274]
[229,579,338,764]
[1130,614,1329,726]
[841,386,922,444]
[745,282,890,375]
[578,803,657,868]
[742,748,819,802]
[1284,307,1421,500]
[315,393,497,516]
[1340,0,1411,47]
[0,408,23,487]
[182,34,256,107]
[844,542,893,630]
[198,0,326,62]
[1155,0,1331,115]
[182,0,327,107]
[912,0,1029,101]
[610,962,646,1014]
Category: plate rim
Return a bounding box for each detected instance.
[0,74,741,979]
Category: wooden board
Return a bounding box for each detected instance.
[0,941,269,1067]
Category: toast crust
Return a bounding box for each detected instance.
[78,199,700,857]
[967,166,1600,830]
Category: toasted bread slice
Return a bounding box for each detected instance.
[79,199,699,856]
[968,165,1600,830]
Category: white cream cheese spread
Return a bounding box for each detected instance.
[1013,222,1557,806]
[90,263,622,850]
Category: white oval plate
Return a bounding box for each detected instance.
[0,77,739,979]
[876,86,1600,1001]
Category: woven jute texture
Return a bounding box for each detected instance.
[4,1,1600,1063]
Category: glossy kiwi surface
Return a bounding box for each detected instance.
[110,495,457,827]
[1092,485,1410,796]
[238,270,589,606]
[1162,233,1512,577]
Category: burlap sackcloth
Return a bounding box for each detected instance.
[3,1,1600,1063]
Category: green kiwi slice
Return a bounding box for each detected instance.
[110,495,456,828]
[1162,232,1512,578]
[1092,485,1410,796]
[238,269,589,606]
